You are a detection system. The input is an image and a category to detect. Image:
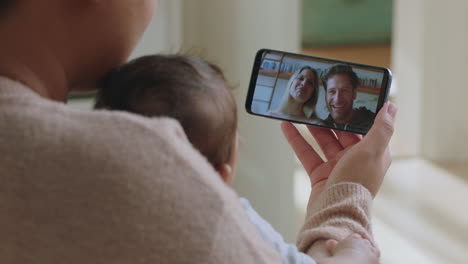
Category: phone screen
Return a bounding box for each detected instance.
[245,49,392,134]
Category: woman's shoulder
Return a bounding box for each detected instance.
[0,89,203,173]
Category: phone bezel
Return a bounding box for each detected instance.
[245,48,392,135]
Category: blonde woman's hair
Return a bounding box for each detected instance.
[276,66,319,118]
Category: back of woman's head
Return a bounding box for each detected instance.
[95,54,238,168]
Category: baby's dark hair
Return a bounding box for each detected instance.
[95,55,237,168]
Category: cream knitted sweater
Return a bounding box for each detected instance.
[0,77,373,263]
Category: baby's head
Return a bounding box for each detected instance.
[95,55,238,185]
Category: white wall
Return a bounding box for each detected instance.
[182,0,301,242]
[391,0,424,157]
[130,0,182,58]
[392,0,468,161]
[420,0,468,161]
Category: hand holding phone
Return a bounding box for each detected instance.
[245,49,392,134]
[281,102,397,201]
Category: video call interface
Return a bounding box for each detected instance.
[249,51,387,133]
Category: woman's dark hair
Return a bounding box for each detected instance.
[321,63,359,91]
[95,55,238,168]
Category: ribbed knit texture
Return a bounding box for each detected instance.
[297,182,375,254]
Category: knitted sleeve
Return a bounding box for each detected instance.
[297,182,375,253]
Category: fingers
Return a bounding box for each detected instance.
[363,103,397,154]
[281,121,324,175]
[325,239,338,254]
[306,126,343,160]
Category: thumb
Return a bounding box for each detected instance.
[326,239,339,255]
[363,102,397,153]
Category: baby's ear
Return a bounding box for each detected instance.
[217,164,233,185]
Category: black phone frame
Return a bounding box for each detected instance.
[245,48,392,135]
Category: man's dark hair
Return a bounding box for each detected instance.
[95,55,238,168]
[321,63,359,91]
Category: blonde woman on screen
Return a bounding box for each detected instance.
[270,66,322,124]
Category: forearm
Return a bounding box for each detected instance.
[297,182,375,255]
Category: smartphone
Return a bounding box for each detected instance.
[245,49,392,134]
